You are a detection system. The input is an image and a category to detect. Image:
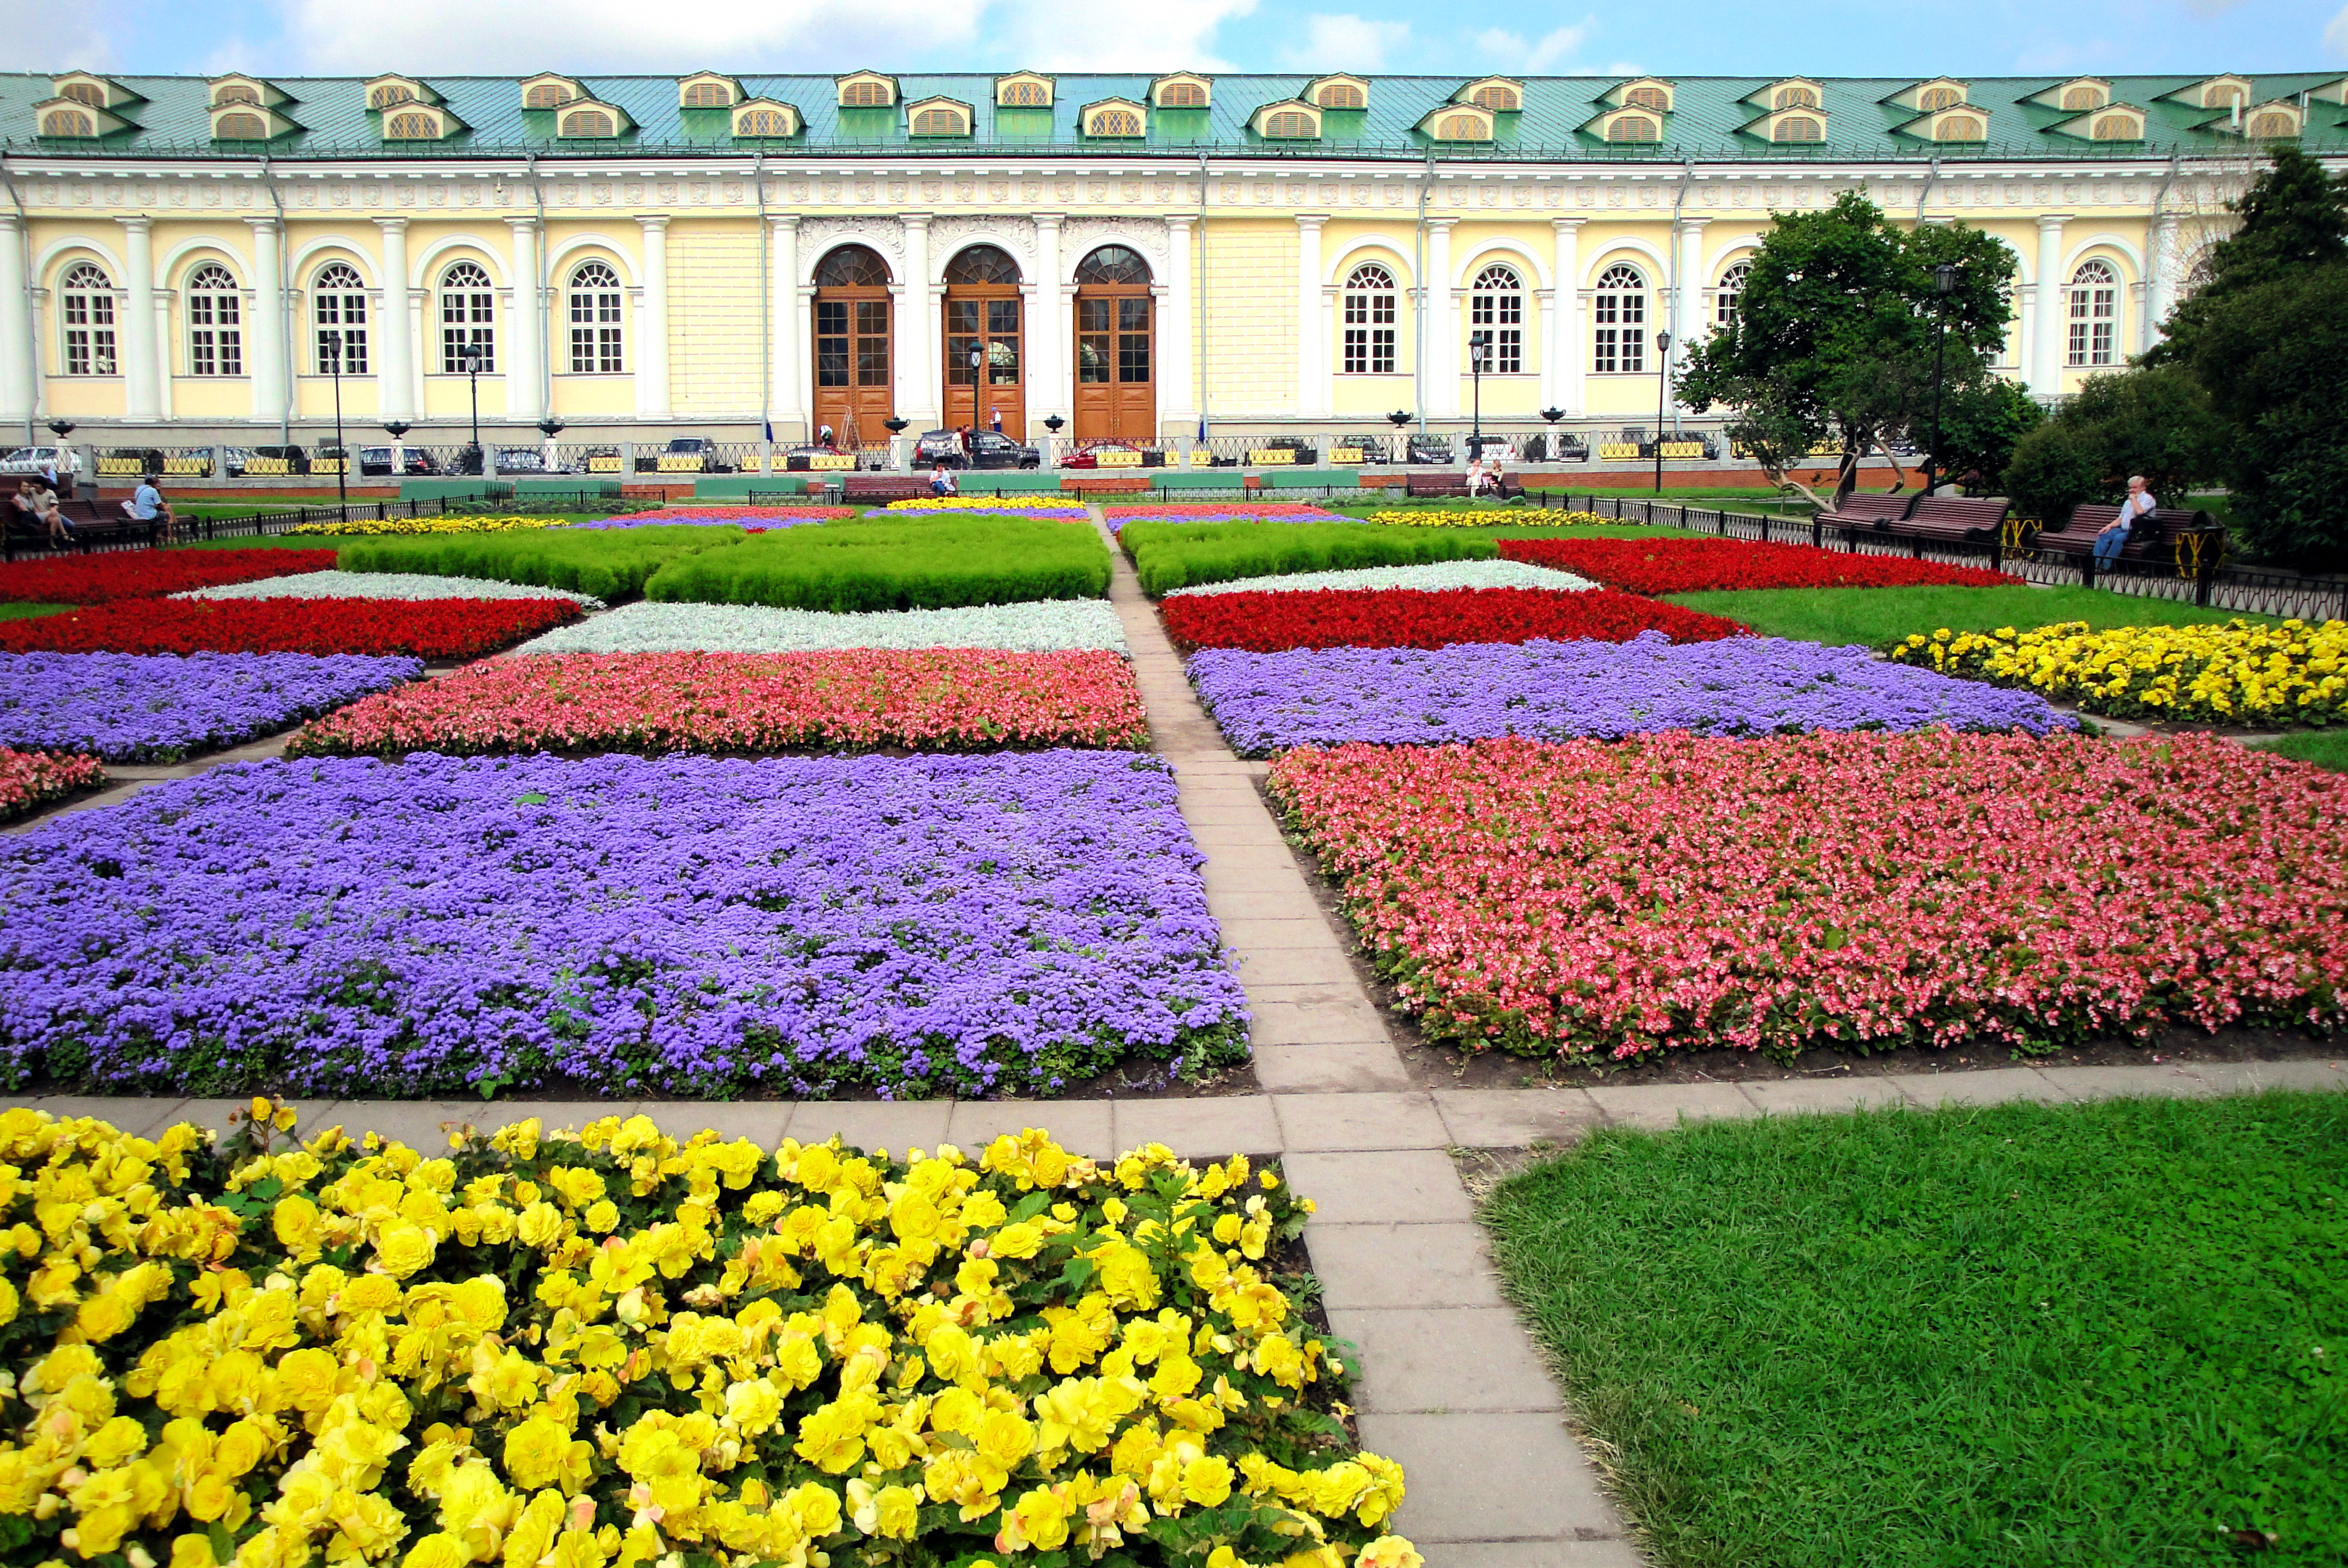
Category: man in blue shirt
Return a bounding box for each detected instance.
[124,474,176,540]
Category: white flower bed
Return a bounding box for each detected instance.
[508,599,1132,655]
[174,571,605,609]
[1163,560,1595,597]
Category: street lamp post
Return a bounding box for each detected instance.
[463,346,484,479]
[326,334,348,517]
[1652,330,1673,495]
[969,346,984,465]
[1924,262,1958,495]
[1466,332,1489,465]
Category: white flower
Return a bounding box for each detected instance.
[174,571,605,609]
[508,599,1131,655]
[1163,560,1595,597]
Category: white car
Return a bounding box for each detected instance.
[0,446,75,476]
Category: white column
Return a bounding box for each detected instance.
[152,290,173,420]
[1549,218,1583,415]
[1031,212,1065,430]
[1294,214,1327,419]
[246,218,287,425]
[119,218,160,423]
[770,214,801,437]
[635,215,671,418]
[2030,214,2069,395]
[1669,218,1709,417]
[2144,212,2178,353]
[0,215,31,425]
[898,212,935,429]
[1161,215,1195,428]
[505,218,543,423]
[374,219,414,422]
[1425,218,1457,418]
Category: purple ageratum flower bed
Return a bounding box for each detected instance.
[0,651,423,763]
[1188,633,2077,756]
[575,515,829,529]
[0,749,1247,1100]
[860,506,1093,519]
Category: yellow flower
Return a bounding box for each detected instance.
[273,1195,322,1253]
[848,1479,922,1539]
[374,1220,438,1279]
[1354,1539,1424,1568]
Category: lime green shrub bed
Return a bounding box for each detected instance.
[643,518,1109,611]
[339,526,745,600]
[1123,521,1495,596]
[1485,1093,2348,1567]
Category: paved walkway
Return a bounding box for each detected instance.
[12,523,2347,1566]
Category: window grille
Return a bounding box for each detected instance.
[440,261,495,373]
[1158,82,1206,107]
[59,82,103,106]
[313,262,368,376]
[1315,84,1364,109]
[41,110,94,137]
[2067,260,2118,366]
[385,111,436,138]
[1593,264,1645,374]
[2206,83,2245,107]
[2246,111,2295,138]
[215,84,261,106]
[1935,114,1983,140]
[2092,113,2139,140]
[737,109,791,136]
[560,109,614,138]
[1622,85,1668,110]
[2062,85,2103,110]
[60,262,114,376]
[525,83,572,109]
[1470,85,1519,111]
[682,82,732,107]
[370,84,416,109]
[1774,86,1817,110]
[1000,81,1049,106]
[1264,110,1316,138]
[568,261,623,374]
[1607,114,1657,142]
[1435,114,1485,141]
[1341,263,1396,374]
[841,80,890,107]
[187,263,242,377]
[1469,264,1523,373]
[1089,108,1142,137]
[1775,115,1822,142]
[1918,86,1962,111]
[1716,261,1750,326]
[216,112,268,139]
[911,107,967,136]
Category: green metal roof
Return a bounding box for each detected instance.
[8,72,2344,161]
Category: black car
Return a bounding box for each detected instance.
[913,430,1041,470]
[1261,437,1318,466]
[358,445,440,477]
[634,437,734,474]
[1405,434,1455,465]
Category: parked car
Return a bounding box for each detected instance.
[1060,440,1144,469]
[496,447,565,475]
[1463,437,1518,465]
[1260,437,1317,466]
[636,437,734,474]
[1521,432,1588,462]
[358,445,441,477]
[1,445,77,477]
[782,444,882,472]
[244,444,312,475]
[1404,434,1455,465]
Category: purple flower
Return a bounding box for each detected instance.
[0,651,423,763]
[1188,633,2077,756]
[0,749,1248,1100]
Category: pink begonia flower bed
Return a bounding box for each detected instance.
[1267,730,2348,1062]
[288,649,1149,756]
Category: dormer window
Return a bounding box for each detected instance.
[2032,77,2111,112]
[1083,100,1146,137]
[365,75,434,112]
[1883,77,1968,114]
[731,99,802,138]
[38,104,101,137]
[906,97,971,137]
[679,73,741,109]
[559,107,617,138]
[1152,73,1211,109]
[836,73,898,109]
[1904,107,1986,143]
[996,73,1054,107]
[1308,76,1368,110]
[1608,78,1674,113]
[2046,100,2145,141]
[2238,101,2303,139]
[210,100,298,141]
[215,84,259,106]
[1919,86,1962,111]
[1586,106,1663,143]
[1745,78,1823,111]
[1420,105,1493,142]
[1254,101,1321,139]
[521,75,583,110]
[59,82,100,107]
[1457,77,1522,112]
[50,73,137,111]
[382,104,457,141]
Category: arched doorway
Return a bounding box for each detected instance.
[812,244,892,446]
[1073,246,1155,442]
[943,245,1024,438]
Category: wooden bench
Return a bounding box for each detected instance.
[1884,493,2011,548]
[3,499,159,560]
[1811,491,1915,544]
[1405,472,1522,501]
[841,476,928,504]
[2034,503,2215,563]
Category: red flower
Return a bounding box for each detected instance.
[1160,586,1746,653]
[1496,537,2006,594]
[0,596,580,658]
[0,549,337,606]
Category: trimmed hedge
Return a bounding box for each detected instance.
[643,518,1110,610]
[1122,520,1496,596]
[338,526,746,601]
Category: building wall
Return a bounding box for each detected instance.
[0,154,2271,446]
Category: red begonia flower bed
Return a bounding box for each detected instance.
[1496,536,2008,594]
[287,649,1149,755]
[0,596,580,658]
[1267,731,2348,1062]
[1160,586,1746,653]
[0,548,336,606]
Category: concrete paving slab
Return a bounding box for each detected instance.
[1111,1096,1282,1159]
[1327,1306,1564,1413]
[1242,982,1382,1007]
[26,1096,188,1138]
[1180,807,1286,827]
[1200,888,1331,922]
[1309,1223,1507,1308]
[1186,823,1293,849]
[1284,1149,1475,1224]
[944,1099,1114,1158]
[786,1100,954,1155]
[1248,1042,1417,1094]
[1358,1413,1625,1542]
[2185,1058,2348,1094]
[1246,996,1393,1046]
[1275,1090,1449,1151]
[1217,917,1347,951]
[1585,1081,1760,1130]
[1434,1088,1607,1149]
[1232,947,1361,988]
[308,1099,633,1148]
[633,1101,795,1148]
[2033,1063,2223,1101]
[1885,1067,2067,1106]
[1434,1541,1647,1568]
[1739,1077,1915,1116]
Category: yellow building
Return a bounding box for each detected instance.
[3,67,2338,454]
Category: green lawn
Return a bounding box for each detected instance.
[0,603,72,620]
[2252,732,2348,771]
[1668,584,2282,648]
[646,516,1106,610]
[1485,1094,2348,1568]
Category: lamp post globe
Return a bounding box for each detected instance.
[1924,263,1959,495]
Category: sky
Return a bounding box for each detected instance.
[16,0,2346,80]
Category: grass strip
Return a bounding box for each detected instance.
[338,525,745,601]
[1666,584,2282,648]
[643,516,1108,610]
[2254,731,2348,771]
[0,604,72,621]
[1124,519,1496,595]
[1485,1093,2348,1568]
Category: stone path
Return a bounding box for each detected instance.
[12,524,2347,1566]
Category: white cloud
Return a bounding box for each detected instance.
[1281,12,1409,72]
[1466,16,1603,75]
[0,0,114,67]
[2329,0,2348,58]
[989,0,1258,69]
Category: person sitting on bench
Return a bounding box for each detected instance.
[929,462,959,497]
[123,473,176,542]
[31,479,71,545]
[2097,475,2155,567]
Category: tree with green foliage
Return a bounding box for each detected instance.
[1676,191,2019,508]
[1931,378,2043,495]
[2146,146,2348,367]
[2002,366,2225,525]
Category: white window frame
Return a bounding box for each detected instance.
[568,261,625,374]
[1716,262,1751,328]
[1341,263,1397,375]
[1592,264,1646,374]
[1468,263,1524,374]
[60,262,116,376]
[2067,259,2118,367]
[313,262,369,376]
[440,261,496,374]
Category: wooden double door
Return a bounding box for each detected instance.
[943,288,1024,437]
[811,244,893,446]
[1072,244,1156,442]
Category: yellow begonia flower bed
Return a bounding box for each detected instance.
[1891,617,2348,725]
[1363,511,1612,530]
[286,517,571,537]
[883,498,1077,512]
[0,1103,1421,1568]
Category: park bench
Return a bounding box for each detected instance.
[841,476,929,504]
[1405,472,1522,501]
[2,499,158,560]
[2033,503,2217,565]
[1810,491,1915,543]
[1883,494,2011,548]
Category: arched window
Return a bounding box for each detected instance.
[1435,113,1485,141]
[182,263,242,377]
[559,109,614,138]
[1593,263,1646,374]
[2091,113,2140,140]
[59,263,115,376]
[2062,85,2103,111]
[440,261,495,373]
[1470,84,1519,111]
[2207,83,2245,107]
[1315,84,1365,109]
[1158,82,1206,108]
[215,112,268,139]
[370,83,416,109]
[910,107,967,137]
[1622,85,1668,110]
[568,261,623,374]
[1775,116,1822,142]
[1342,263,1396,374]
[215,84,261,106]
[59,82,103,106]
[1088,108,1142,137]
[41,110,94,137]
[841,80,890,107]
[1918,86,1962,111]
[524,83,572,109]
[2246,111,2295,139]
[944,245,1021,286]
[386,112,437,139]
[682,81,732,107]
[1264,110,1316,139]
[1607,114,1657,143]
[312,262,367,376]
[1935,114,1983,140]
[1074,246,1152,286]
[2066,259,2118,367]
[1469,263,1523,374]
[1000,81,1049,107]
[814,245,892,289]
[1774,85,1818,110]
[737,109,792,137]
[1716,261,1750,327]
